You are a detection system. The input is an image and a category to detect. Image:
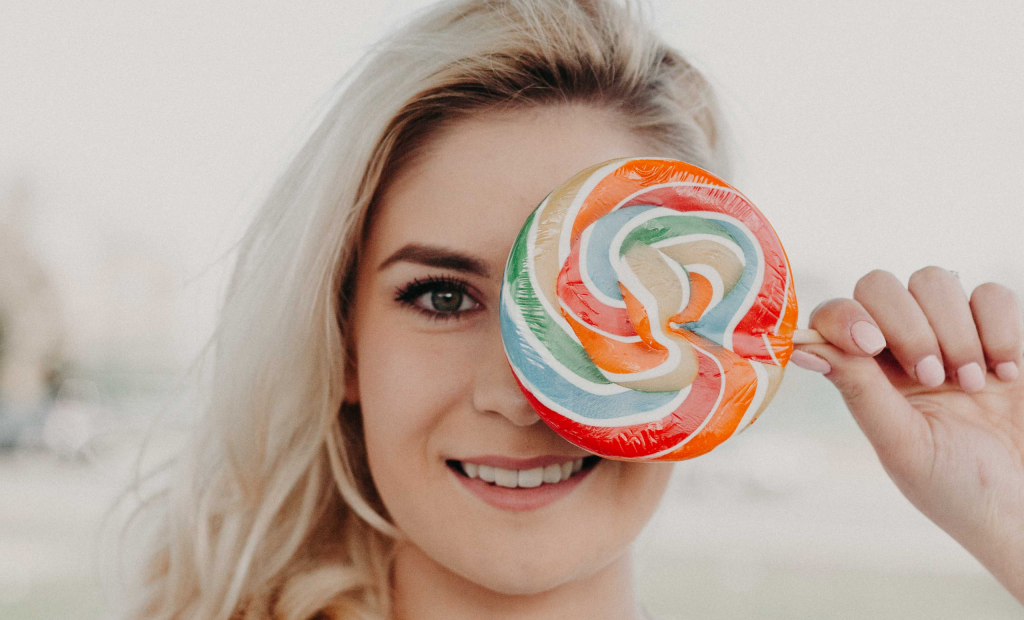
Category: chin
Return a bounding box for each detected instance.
[459,561,582,596]
[447,536,605,596]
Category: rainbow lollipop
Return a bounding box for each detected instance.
[499,157,818,461]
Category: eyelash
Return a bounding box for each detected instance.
[393,274,483,321]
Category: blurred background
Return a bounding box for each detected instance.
[1,1,1022,618]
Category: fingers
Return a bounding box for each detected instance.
[815,267,1024,394]
[970,282,1024,382]
[906,266,986,392]
[786,268,1022,487]
[807,298,887,356]
[853,269,947,388]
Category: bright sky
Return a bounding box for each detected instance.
[1,0,1022,372]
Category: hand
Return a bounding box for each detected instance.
[790,267,1024,603]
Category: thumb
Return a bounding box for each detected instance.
[792,342,931,479]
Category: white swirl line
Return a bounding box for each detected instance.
[650,233,746,265]
[557,160,624,266]
[634,343,728,459]
[557,298,642,344]
[680,263,724,319]
[730,360,769,437]
[506,356,694,428]
[613,248,684,381]
[772,257,792,336]
[609,180,751,213]
[684,212,765,353]
[663,252,691,315]
[503,280,628,396]
[527,193,582,345]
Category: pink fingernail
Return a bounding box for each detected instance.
[915,355,945,388]
[851,321,886,355]
[790,350,832,374]
[995,361,1019,382]
[956,362,986,393]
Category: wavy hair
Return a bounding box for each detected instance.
[112,1,726,618]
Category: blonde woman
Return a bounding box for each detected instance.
[115,0,1024,618]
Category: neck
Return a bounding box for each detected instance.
[390,541,642,620]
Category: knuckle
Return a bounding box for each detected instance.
[854,269,897,301]
[809,298,858,327]
[944,345,984,367]
[808,297,837,318]
[907,265,952,293]
[896,330,940,358]
[985,341,1019,360]
[807,300,828,325]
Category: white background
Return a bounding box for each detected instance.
[1,1,1022,618]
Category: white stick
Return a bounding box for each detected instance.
[792,328,826,345]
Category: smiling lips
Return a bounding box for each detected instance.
[462,457,583,488]
[448,455,601,511]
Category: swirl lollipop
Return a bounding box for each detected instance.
[499,157,818,461]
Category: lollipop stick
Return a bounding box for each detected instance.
[792,328,826,345]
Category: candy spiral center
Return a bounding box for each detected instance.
[557,205,751,393]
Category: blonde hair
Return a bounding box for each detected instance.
[113,1,726,618]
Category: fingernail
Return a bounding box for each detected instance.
[995,361,1019,382]
[915,355,945,388]
[956,362,986,393]
[790,350,832,374]
[850,321,886,355]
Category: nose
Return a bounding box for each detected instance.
[472,318,541,427]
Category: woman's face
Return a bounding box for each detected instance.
[346,104,674,594]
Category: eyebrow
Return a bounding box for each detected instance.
[377,243,493,278]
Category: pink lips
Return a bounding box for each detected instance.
[449,454,598,512]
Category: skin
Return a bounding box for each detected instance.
[346,104,669,620]
[344,103,1024,616]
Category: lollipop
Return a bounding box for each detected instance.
[499,157,818,461]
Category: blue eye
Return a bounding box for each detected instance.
[394,275,482,321]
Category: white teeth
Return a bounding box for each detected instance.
[494,467,518,488]
[518,467,544,488]
[560,461,573,479]
[542,464,562,484]
[478,465,496,483]
[459,458,592,488]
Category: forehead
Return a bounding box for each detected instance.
[367,105,653,274]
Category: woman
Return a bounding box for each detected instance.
[117,0,1024,618]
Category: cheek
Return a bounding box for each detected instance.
[542,461,672,586]
[613,462,674,525]
[354,315,480,510]
[579,460,673,548]
[356,312,475,426]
